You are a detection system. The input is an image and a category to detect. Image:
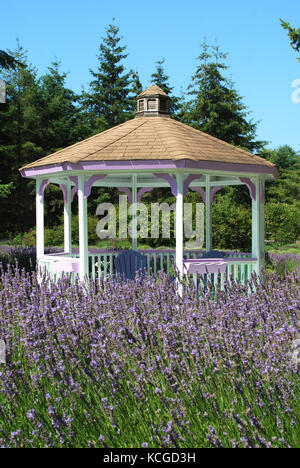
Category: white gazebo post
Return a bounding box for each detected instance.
[205,174,212,251]
[252,176,265,275]
[176,173,184,293]
[63,181,72,254]
[36,179,45,259]
[131,174,138,250]
[78,174,89,281]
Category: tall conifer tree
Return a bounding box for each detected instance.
[128,68,143,116]
[281,19,300,60]
[0,43,42,233]
[82,21,131,132]
[36,61,90,153]
[150,58,180,116]
[182,42,264,152]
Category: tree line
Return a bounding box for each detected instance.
[0,21,299,249]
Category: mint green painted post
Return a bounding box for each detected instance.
[205,174,212,251]
[259,179,265,270]
[252,176,265,275]
[78,174,89,281]
[64,182,72,254]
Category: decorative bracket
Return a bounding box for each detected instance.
[137,187,153,202]
[210,186,222,204]
[153,173,178,196]
[118,187,133,204]
[38,179,50,200]
[183,174,202,196]
[59,184,68,205]
[239,177,256,201]
[69,176,78,202]
[118,187,154,203]
[84,174,107,199]
[189,186,206,204]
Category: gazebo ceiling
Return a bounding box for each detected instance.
[20,85,277,178]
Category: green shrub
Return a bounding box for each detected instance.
[212,197,252,251]
[265,203,300,245]
[20,215,99,247]
[22,229,37,246]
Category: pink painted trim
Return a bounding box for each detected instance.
[59,184,68,205]
[84,174,107,199]
[153,173,177,196]
[184,257,257,263]
[210,186,222,204]
[183,259,227,274]
[190,186,206,204]
[137,187,153,202]
[38,179,50,199]
[239,177,256,201]
[50,259,80,273]
[183,174,202,196]
[118,187,132,204]
[21,159,277,178]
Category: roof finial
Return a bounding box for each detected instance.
[135,84,170,118]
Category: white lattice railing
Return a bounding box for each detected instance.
[38,249,256,288]
[87,249,253,283]
[188,257,257,290]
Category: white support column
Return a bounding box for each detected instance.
[36,179,44,259]
[205,174,212,251]
[78,174,89,281]
[64,182,72,255]
[259,179,265,267]
[132,174,138,250]
[175,173,184,281]
[252,176,265,275]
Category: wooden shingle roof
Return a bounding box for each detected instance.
[20,115,275,171]
[138,84,168,97]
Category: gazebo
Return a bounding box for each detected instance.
[19,85,277,286]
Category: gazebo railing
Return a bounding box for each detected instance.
[86,248,252,281]
[37,249,255,288]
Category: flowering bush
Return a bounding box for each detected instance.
[0,246,58,273]
[268,252,300,276]
[0,266,299,448]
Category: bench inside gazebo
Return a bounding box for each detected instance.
[19,85,277,288]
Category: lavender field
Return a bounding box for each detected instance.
[0,264,300,448]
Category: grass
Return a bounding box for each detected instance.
[267,242,300,256]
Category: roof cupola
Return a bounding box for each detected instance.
[135,84,170,118]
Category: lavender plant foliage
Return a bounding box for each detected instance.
[268,252,300,276]
[0,263,299,448]
[0,246,58,273]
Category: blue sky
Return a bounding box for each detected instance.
[1,0,300,151]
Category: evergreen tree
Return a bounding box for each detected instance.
[82,21,131,132]
[0,50,21,69]
[36,61,90,153]
[281,19,300,60]
[33,61,91,226]
[182,42,264,152]
[128,68,143,115]
[260,145,299,171]
[150,58,180,116]
[260,145,300,204]
[0,43,43,233]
